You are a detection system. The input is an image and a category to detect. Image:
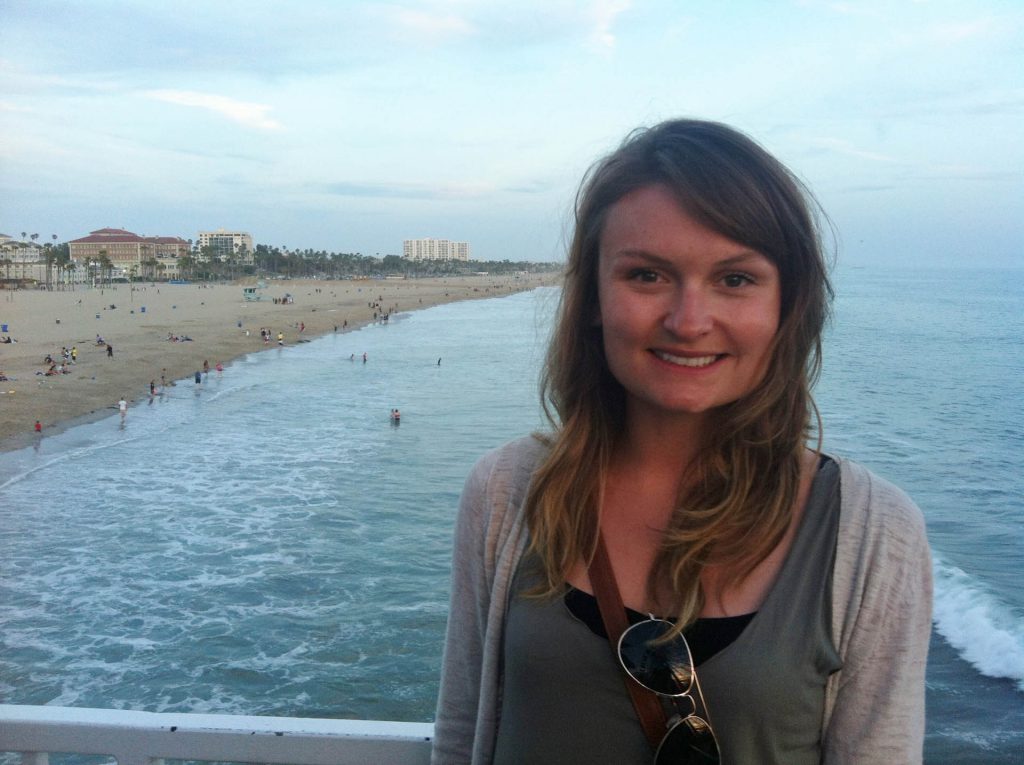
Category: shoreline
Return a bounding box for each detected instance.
[0,274,560,452]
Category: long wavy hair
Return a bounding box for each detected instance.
[525,119,833,628]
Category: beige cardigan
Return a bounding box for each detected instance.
[432,436,932,764]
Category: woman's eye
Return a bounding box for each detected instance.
[722,272,753,288]
[629,269,660,283]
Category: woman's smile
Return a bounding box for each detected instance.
[650,350,721,368]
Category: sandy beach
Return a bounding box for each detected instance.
[0,274,559,451]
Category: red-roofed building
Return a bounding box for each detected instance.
[69,228,189,279]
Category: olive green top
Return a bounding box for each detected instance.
[492,459,842,764]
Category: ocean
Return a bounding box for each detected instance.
[1,269,1022,763]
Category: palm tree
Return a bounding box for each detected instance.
[98,252,113,286]
[44,245,56,290]
[237,243,250,276]
[178,254,195,281]
[63,260,77,289]
[142,257,159,280]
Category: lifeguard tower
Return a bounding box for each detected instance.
[242,280,267,301]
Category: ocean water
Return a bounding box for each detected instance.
[1,271,1022,763]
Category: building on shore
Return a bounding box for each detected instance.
[69,228,189,280]
[402,238,470,261]
[197,229,255,265]
[0,236,47,285]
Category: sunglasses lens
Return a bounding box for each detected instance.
[618,619,694,696]
[655,715,720,765]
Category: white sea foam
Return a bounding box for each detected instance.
[933,557,1024,691]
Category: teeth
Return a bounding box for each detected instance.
[654,351,718,367]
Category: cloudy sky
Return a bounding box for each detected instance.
[1,0,1020,266]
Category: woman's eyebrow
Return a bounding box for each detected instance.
[608,249,768,267]
[716,251,771,268]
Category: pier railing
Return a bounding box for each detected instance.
[0,705,433,765]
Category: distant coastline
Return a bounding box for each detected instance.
[0,273,561,451]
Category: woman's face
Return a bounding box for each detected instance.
[596,184,781,429]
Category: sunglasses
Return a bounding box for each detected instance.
[617,618,721,764]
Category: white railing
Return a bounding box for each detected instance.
[0,705,433,765]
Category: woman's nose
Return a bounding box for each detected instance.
[663,286,713,339]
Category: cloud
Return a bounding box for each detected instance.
[502,178,561,194]
[0,100,33,113]
[323,180,493,199]
[839,184,899,193]
[792,0,881,19]
[810,137,901,163]
[0,59,120,96]
[587,0,632,49]
[924,18,995,44]
[142,90,282,131]
[385,6,475,44]
[914,165,1020,182]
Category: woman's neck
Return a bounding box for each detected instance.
[615,407,707,476]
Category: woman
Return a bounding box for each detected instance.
[432,119,932,764]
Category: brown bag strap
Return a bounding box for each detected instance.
[588,532,667,750]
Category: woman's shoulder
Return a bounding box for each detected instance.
[829,456,931,585]
[456,435,552,565]
[831,456,926,537]
[459,434,552,517]
[467,433,552,489]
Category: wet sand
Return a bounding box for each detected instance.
[0,274,559,451]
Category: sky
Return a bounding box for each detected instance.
[0,0,1021,266]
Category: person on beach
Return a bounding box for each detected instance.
[432,119,932,765]
[34,420,42,433]
[118,397,127,419]
[106,343,113,358]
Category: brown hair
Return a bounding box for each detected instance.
[526,119,833,627]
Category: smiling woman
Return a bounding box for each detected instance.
[432,119,932,765]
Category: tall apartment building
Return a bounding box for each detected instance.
[402,238,470,261]
[69,228,189,277]
[197,229,255,264]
